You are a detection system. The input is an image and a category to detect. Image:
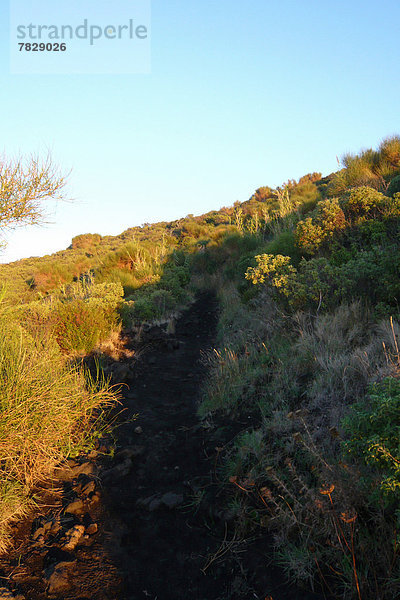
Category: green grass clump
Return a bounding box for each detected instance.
[328,136,400,195]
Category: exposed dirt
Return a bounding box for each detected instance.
[0,293,323,600]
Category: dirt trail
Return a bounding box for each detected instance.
[0,293,322,600]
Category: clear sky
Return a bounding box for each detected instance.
[1,0,400,263]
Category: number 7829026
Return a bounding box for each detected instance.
[19,42,67,51]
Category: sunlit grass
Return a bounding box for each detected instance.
[0,315,119,549]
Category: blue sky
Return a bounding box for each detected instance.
[1,0,400,262]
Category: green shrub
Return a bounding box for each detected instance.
[71,233,102,250]
[387,175,400,197]
[357,219,388,245]
[295,198,346,255]
[119,300,136,328]
[123,287,184,325]
[316,198,346,234]
[337,247,400,307]
[222,233,264,256]
[52,299,118,354]
[225,249,265,285]
[31,264,70,292]
[265,231,301,263]
[379,135,400,169]
[342,378,400,506]
[245,254,296,296]
[171,249,188,267]
[150,289,175,317]
[130,296,157,322]
[295,217,325,255]
[290,257,339,309]
[291,181,320,214]
[343,186,387,221]
[245,254,339,310]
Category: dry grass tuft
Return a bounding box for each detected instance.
[0,315,119,551]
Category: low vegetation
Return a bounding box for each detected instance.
[195,137,400,598]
